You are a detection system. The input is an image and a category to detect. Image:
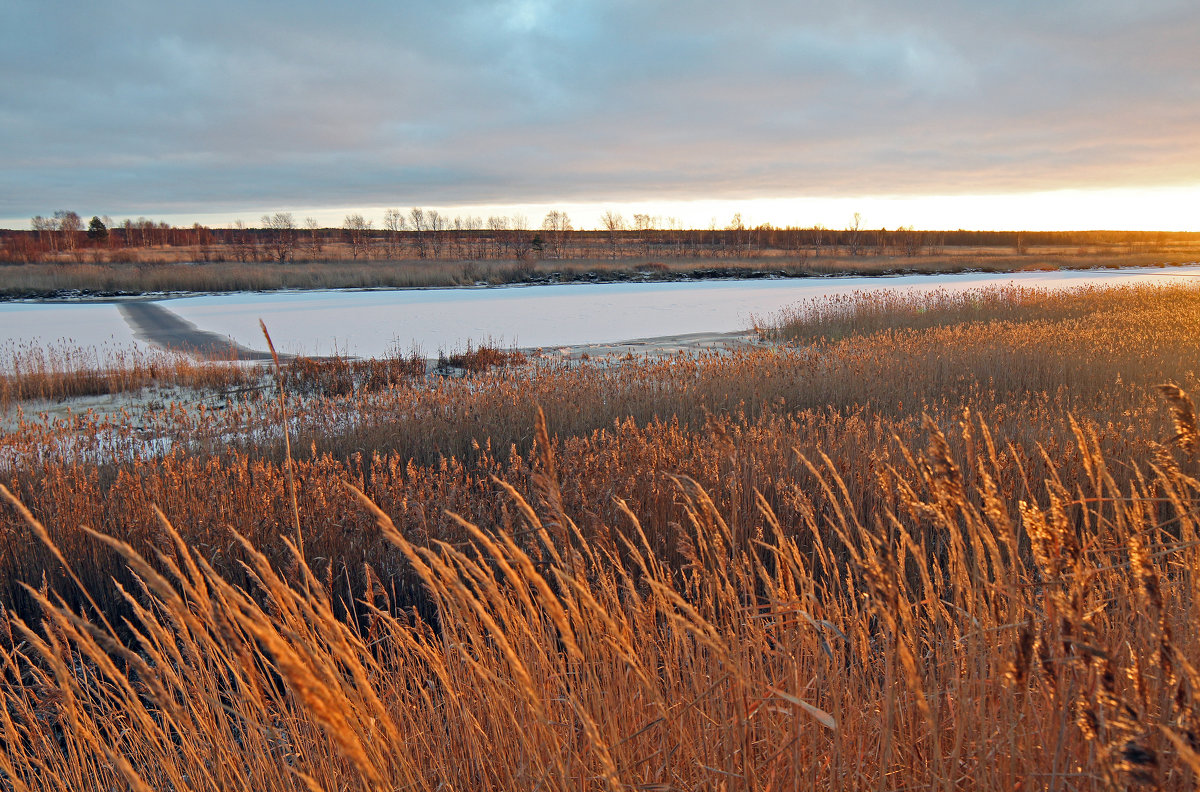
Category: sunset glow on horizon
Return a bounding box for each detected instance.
[35,184,1197,235]
[291,184,1200,234]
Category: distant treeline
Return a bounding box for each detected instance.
[3,209,1199,264]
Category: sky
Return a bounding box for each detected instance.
[3,0,1200,231]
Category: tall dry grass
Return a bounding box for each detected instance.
[0,340,257,411]
[2,403,1200,789]
[3,282,1199,609]
[1,280,1200,787]
[760,282,1104,341]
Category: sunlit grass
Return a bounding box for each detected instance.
[3,280,1200,788]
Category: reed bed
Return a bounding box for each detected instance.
[2,407,1200,789]
[0,340,257,412]
[0,259,776,297]
[2,280,1200,788]
[280,352,428,397]
[443,342,529,372]
[760,282,1105,341]
[2,282,1198,601]
[3,251,1196,298]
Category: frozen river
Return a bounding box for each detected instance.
[2,265,1199,360]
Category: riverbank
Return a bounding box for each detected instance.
[3,248,1200,300]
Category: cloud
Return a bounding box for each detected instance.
[3,0,1199,222]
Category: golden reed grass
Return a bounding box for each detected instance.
[1,404,1199,789]
[0,340,256,411]
[0,281,1199,787]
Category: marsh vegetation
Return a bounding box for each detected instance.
[4,218,1200,297]
[2,281,1200,788]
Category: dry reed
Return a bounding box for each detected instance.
[0,280,1199,788]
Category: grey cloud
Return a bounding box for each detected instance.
[3,0,1199,221]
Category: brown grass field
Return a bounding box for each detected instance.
[3,281,1200,788]
[2,239,1200,298]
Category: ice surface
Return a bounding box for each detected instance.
[1,265,1197,361]
[0,302,141,347]
[161,266,1200,358]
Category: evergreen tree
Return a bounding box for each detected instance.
[87,215,108,241]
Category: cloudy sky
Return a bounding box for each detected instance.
[3,0,1199,230]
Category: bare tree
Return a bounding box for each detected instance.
[633,213,657,257]
[814,224,830,257]
[462,215,485,259]
[55,210,82,258]
[846,212,863,257]
[601,210,625,259]
[541,210,572,259]
[508,213,532,260]
[343,214,372,260]
[409,208,428,258]
[450,216,467,259]
[304,217,324,259]
[898,225,924,257]
[869,228,885,256]
[261,212,297,262]
[134,218,153,248]
[231,220,256,262]
[31,215,56,253]
[428,210,445,259]
[383,209,405,259]
[666,216,685,257]
[726,213,747,256]
[926,231,945,255]
[191,222,213,261]
[487,215,508,259]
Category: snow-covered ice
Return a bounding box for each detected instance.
[161,266,1200,358]
[0,302,145,351]
[1,265,1198,360]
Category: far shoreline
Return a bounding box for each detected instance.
[2,252,1198,303]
